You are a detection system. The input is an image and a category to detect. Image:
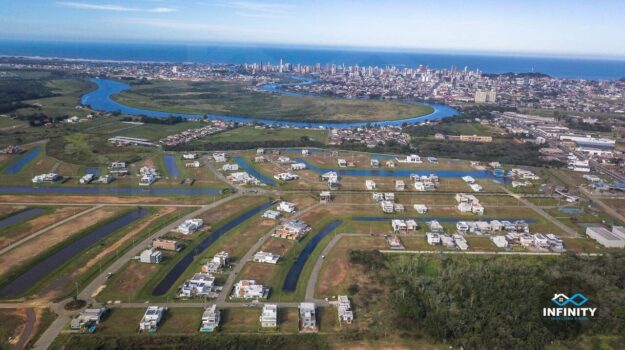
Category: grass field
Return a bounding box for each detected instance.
[112,79,434,122]
[202,126,328,144]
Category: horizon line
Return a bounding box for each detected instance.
[2,37,625,62]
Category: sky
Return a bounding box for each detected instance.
[1,0,625,58]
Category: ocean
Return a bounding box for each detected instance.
[1,40,625,80]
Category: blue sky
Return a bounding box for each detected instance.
[1,0,625,58]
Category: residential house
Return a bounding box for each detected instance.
[414,204,428,214]
[70,308,107,330]
[491,236,509,248]
[428,220,444,233]
[201,251,229,273]
[381,200,395,214]
[299,303,318,332]
[139,306,165,333]
[260,304,278,328]
[427,232,441,245]
[395,180,405,191]
[222,164,239,171]
[177,218,204,235]
[152,239,183,252]
[80,173,95,184]
[233,280,267,299]
[183,153,198,160]
[253,251,280,264]
[278,156,291,163]
[319,191,332,203]
[179,273,217,298]
[273,220,311,240]
[200,305,220,332]
[365,180,376,190]
[213,153,227,162]
[337,159,347,167]
[262,210,281,220]
[291,163,307,171]
[139,248,162,264]
[277,201,297,213]
[370,159,380,168]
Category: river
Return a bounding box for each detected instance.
[81,78,458,128]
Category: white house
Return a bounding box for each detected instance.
[462,176,475,183]
[427,232,441,245]
[299,303,317,332]
[139,174,156,186]
[222,164,239,172]
[262,210,282,220]
[139,306,165,333]
[139,248,162,264]
[585,226,625,248]
[233,280,267,299]
[179,273,217,298]
[395,180,405,191]
[274,172,299,181]
[183,153,198,160]
[491,235,509,248]
[277,201,297,213]
[370,159,380,168]
[428,220,444,233]
[414,204,428,214]
[337,159,347,168]
[291,163,307,171]
[201,251,229,273]
[398,154,422,163]
[278,156,291,163]
[185,161,201,168]
[469,183,483,192]
[321,171,338,183]
[253,251,280,264]
[177,218,204,235]
[80,173,95,184]
[391,219,408,232]
[213,152,227,162]
[70,308,107,330]
[260,304,278,328]
[32,173,61,183]
[381,200,395,214]
[200,305,220,332]
[365,180,376,190]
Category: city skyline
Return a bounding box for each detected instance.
[2,0,625,59]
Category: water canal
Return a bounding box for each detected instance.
[282,220,342,292]
[152,201,275,296]
[0,208,150,297]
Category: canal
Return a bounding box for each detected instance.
[282,220,342,292]
[0,208,46,231]
[152,201,275,296]
[0,208,150,297]
[3,147,42,175]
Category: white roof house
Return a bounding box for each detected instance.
[291,163,307,171]
[469,183,483,192]
[427,232,441,245]
[233,280,267,299]
[321,171,338,182]
[200,305,220,332]
[177,218,204,235]
[139,248,162,264]
[262,210,282,220]
[299,303,317,332]
[32,173,61,183]
[395,180,405,191]
[201,251,229,273]
[462,176,476,183]
[253,251,280,264]
[397,154,422,163]
[80,173,95,184]
[391,219,407,232]
[274,172,299,181]
[381,200,395,214]
[260,304,278,328]
[278,156,291,163]
[428,220,444,233]
[365,180,376,190]
[179,273,217,298]
[139,174,156,186]
[213,152,227,162]
[414,204,428,214]
[277,201,297,213]
[183,153,198,160]
[222,164,239,172]
[491,235,509,248]
[70,308,107,330]
[139,306,165,333]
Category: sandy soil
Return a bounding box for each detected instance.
[0,205,27,218]
[0,194,200,205]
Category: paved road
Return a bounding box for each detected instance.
[0,205,103,256]
[499,185,579,237]
[107,300,330,309]
[0,202,204,208]
[14,308,36,350]
[32,194,242,350]
[305,233,369,301]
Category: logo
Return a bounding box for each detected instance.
[543,293,596,320]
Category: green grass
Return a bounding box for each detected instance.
[112,79,434,123]
[116,121,206,140]
[203,127,327,144]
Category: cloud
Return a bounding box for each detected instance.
[214,1,292,18]
[56,1,177,13]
